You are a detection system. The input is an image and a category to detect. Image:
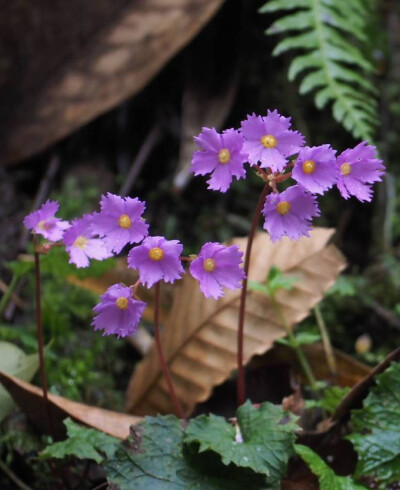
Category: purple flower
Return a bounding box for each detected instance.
[92,284,146,338]
[190,242,245,299]
[63,214,111,268]
[336,141,385,202]
[262,185,320,242]
[127,236,184,288]
[23,200,70,242]
[292,145,337,195]
[91,193,149,254]
[191,128,248,192]
[240,110,304,172]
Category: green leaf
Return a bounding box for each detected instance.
[325,276,357,297]
[41,418,119,463]
[103,415,269,489]
[0,341,39,421]
[261,0,379,140]
[294,445,367,489]
[347,361,400,489]
[248,267,297,298]
[307,386,350,414]
[185,401,298,488]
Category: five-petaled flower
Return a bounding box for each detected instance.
[189,242,245,299]
[292,145,337,195]
[63,214,110,268]
[262,185,320,242]
[23,200,70,242]
[127,236,184,288]
[336,141,385,202]
[92,284,146,338]
[191,128,248,192]
[91,193,149,254]
[240,110,304,172]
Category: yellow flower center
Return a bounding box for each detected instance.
[218,148,231,164]
[73,236,88,249]
[260,134,277,149]
[302,160,316,174]
[118,214,131,229]
[37,220,49,230]
[148,247,164,261]
[276,201,291,215]
[115,297,129,310]
[340,162,351,176]
[203,258,216,272]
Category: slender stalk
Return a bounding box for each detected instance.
[271,295,317,390]
[153,281,184,418]
[0,273,18,318]
[237,183,270,406]
[33,236,57,440]
[314,304,337,375]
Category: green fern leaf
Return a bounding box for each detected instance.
[260,0,379,141]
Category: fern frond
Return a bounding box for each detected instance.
[260,0,378,141]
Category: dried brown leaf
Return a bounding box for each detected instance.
[0,371,142,439]
[126,228,346,416]
[0,0,225,165]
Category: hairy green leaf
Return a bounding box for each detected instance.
[295,445,367,489]
[260,0,379,140]
[40,418,118,463]
[185,401,298,488]
[103,415,269,489]
[347,361,400,489]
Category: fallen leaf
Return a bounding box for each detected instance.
[126,228,346,416]
[0,371,142,439]
[0,0,226,165]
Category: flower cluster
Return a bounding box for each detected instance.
[191,109,385,242]
[23,108,385,340]
[24,196,245,337]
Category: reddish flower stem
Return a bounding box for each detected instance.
[237,183,271,406]
[33,236,58,441]
[153,281,185,419]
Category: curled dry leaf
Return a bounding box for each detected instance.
[0,371,142,439]
[126,228,346,416]
[0,0,226,165]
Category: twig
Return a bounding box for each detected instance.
[0,459,33,490]
[119,125,162,197]
[0,274,20,318]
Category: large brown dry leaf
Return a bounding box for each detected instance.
[0,0,225,165]
[0,371,142,439]
[126,228,346,416]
